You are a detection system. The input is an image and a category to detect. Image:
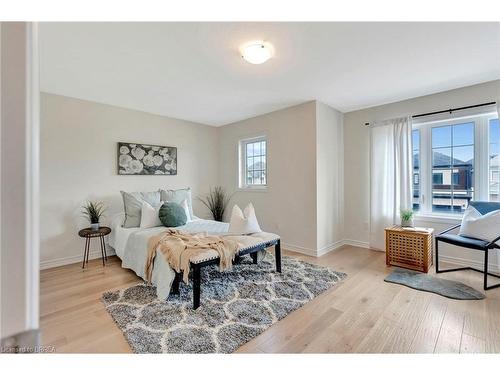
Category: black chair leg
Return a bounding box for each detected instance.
[435,238,440,273]
[484,248,489,290]
[250,252,258,264]
[192,265,201,310]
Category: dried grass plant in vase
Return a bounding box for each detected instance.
[198,186,232,222]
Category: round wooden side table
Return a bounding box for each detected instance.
[78,226,111,268]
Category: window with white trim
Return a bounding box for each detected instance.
[412,110,498,216]
[239,136,267,189]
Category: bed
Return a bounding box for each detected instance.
[108,214,281,308]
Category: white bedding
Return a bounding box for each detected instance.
[108,214,231,299]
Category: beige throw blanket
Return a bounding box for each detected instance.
[146,229,239,283]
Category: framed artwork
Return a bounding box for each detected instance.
[117,142,177,175]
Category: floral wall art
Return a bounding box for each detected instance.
[117,142,177,175]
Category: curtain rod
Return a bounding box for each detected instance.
[364,101,497,126]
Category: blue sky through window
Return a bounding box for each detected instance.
[431,122,474,164]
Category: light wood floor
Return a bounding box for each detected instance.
[40,246,500,353]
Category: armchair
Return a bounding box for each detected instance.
[435,201,500,290]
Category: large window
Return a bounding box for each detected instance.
[239,136,267,189]
[412,111,498,216]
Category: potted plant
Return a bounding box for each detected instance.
[198,186,233,222]
[82,201,105,230]
[400,208,414,227]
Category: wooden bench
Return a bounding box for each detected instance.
[170,238,281,309]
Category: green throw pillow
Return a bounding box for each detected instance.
[158,202,187,227]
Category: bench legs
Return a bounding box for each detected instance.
[192,264,201,310]
[275,240,282,273]
[187,241,282,310]
[171,271,182,295]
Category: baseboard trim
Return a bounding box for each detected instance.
[439,254,500,273]
[282,242,317,257]
[40,248,116,270]
[283,240,346,257]
[317,240,345,257]
[40,239,498,272]
[342,239,371,249]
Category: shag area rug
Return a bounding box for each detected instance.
[102,254,346,353]
[384,268,485,300]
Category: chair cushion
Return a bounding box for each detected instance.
[436,233,490,250]
[458,204,500,244]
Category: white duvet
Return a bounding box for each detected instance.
[108,214,230,299]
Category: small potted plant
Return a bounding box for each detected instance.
[82,201,105,230]
[400,208,414,228]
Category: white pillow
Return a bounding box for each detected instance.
[228,203,262,235]
[459,205,500,243]
[140,201,164,229]
[180,198,192,222]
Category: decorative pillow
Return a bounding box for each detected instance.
[140,201,164,229]
[159,202,188,227]
[180,198,192,222]
[228,203,262,235]
[459,205,500,243]
[121,190,161,228]
[160,188,194,218]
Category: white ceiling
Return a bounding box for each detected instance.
[39,22,500,126]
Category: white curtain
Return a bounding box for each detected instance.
[369,116,413,250]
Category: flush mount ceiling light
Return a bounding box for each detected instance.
[240,41,274,64]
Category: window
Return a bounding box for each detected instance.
[239,136,267,189]
[412,111,498,216]
[431,122,474,214]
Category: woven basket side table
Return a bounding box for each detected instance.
[385,226,434,273]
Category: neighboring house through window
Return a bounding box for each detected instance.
[239,136,267,189]
[412,109,498,216]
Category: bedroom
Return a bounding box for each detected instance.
[1,1,500,372]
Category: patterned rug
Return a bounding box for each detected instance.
[102,254,346,353]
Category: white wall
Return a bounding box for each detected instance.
[218,100,345,256]
[1,22,39,341]
[343,80,500,268]
[40,93,219,268]
[316,101,344,254]
[218,101,319,254]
